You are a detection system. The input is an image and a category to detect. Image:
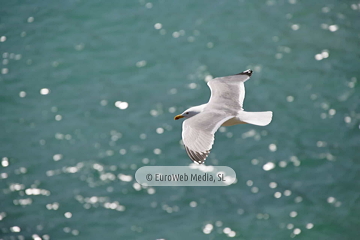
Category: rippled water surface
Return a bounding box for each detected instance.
[1,0,360,239]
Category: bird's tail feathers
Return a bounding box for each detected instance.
[237,111,273,126]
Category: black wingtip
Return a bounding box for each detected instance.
[236,69,253,77]
[185,146,209,164]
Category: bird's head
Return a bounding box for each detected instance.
[174,105,206,120]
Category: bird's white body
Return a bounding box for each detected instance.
[222,116,245,126]
[183,104,272,127]
[174,69,273,164]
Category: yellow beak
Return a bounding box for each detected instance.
[174,114,184,120]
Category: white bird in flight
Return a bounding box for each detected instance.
[174,69,273,164]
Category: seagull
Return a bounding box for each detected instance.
[174,69,273,164]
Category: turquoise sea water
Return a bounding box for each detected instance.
[1,0,360,239]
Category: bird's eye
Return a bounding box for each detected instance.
[186,112,189,114]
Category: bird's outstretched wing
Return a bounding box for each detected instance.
[182,111,233,164]
[206,69,252,113]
